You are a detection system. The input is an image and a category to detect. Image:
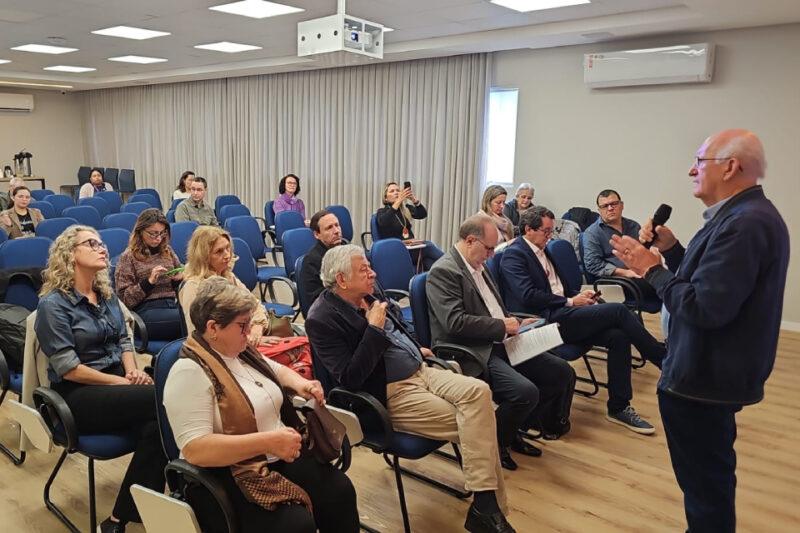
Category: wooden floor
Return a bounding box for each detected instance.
[1,318,799,532]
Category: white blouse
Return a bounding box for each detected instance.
[163,354,286,461]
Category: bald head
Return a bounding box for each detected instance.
[705,129,765,181]
[691,129,766,206]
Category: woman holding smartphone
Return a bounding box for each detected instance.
[115,208,184,344]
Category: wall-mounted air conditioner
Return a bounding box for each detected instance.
[0,93,34,112]
[584,43,715,89]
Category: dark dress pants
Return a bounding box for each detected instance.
[51,364,167,523]
[486,346,576,446]
[658,390,742,533]
[550,302,665,413]
[134,297,182,341]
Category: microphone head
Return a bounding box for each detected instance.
[652,204,672,226]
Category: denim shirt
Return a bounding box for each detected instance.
[582,216,641,277]
[381,316,423,383]
[35,288,133,383]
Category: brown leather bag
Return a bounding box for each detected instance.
[301,399,346,464]
[264,309,293,338]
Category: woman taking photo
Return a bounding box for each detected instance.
[173,171,195,201]
[273,174,306,220]
[374,181,442,270]
[164,277,358,532]
[35,225,166,533]
[0,185,44,238]
[79,167,114,198]
[480,185,515,244]
[115,209,183,344]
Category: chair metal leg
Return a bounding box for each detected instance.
[360,522,382,533]
[89,458,97,533]
[0,390,26,466]
[384,453,472,499]
[575,355,601,397]
[44,449,81,533]
[391,456,412,533]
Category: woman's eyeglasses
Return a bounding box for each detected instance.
[75,238,108,252]
[144,230,169,239]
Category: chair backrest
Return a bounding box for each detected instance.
[30,189,54,201]
[170,221,199,264]
[485,249,504,295]
[218,204,250,226]
[129,193,160,210]
[29,200,55,219]
[577,232,596,283]
[370,213,382,242]
[0,229,6,245]
[122,201,151,215]
[78,196,110,218]
[135,188,162,208]
[77,166,91,185]
[224,216,265,261]
[166,209,176,223]
[99,228,131,259]
[62,205,102,230]
[170,198,184,211]
[102,212,138,232]
[295,255,312,319]
[0,236,51,269]
[104,168,120,190]
[231,238,258,291]
[325,205,354,242]
[274,211,305,245]
[152,339,186,461]
[263,200,276,227]
[42,194,74,217]
[118,169,136,193]
[96,191,123,214]
[282,228,316,280]
[35,217,79,240]
[409,272,432,348]
[215,195,240,216]
[370,238,415,292]
[547,238,583,294]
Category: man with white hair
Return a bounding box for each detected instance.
[0,176,24,211]
[610,129,789,533]
[306,244,515,533]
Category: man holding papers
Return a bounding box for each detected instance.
[427,213,576,470]
[499,207,666,435]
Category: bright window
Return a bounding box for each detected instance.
[484,88,519,186]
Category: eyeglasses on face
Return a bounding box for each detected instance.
[693,156,733,168]
[76,238,108,252]
[234,321,252,334]
[598,200,622,211]
[144,230,168,239]
[535,227,554,236]
[473,237,495,253]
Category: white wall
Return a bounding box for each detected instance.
[492,23,800,325]
[0,89,86,194]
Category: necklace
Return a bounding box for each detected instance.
[394,212,410,239]
[228,361,265,388]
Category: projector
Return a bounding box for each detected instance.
[298,13,384,61]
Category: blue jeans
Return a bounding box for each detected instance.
[135,298,181,341]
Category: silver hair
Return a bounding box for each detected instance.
[320,244,367,290]
[515,182,534,195]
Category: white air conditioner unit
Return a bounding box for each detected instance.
[0,93,34,112]
[584,43,715,89]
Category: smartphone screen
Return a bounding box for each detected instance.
[403,180,412,191]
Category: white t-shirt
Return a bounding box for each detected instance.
[172,190,191,200]
[163,354,286,461]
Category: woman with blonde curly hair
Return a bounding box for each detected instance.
[480,185,515,243]
[35,225,167,533]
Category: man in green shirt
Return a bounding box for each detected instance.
[174,176,218,226]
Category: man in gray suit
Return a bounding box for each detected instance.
[426,213,576,470]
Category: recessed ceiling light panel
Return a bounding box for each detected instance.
[44,65,96,73]
[0,59,11,64]
[0,80,73,89]
[490,0,590,12]
[383,27,395,32]
[108,55,168,64]
[194,41,263,53]
[209,0,304,19]
[92,26,171,40]
[12,44,78,54]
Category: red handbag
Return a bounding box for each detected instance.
[258,336,314,379]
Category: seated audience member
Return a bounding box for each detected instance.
[180,226,281,347]
[0,176,24,211]
[306,245,513,533]
[375,181,443,271]
[115,209,183,343]
[164,277,358,533]
[480,185,515,244]
[583,189,660,300]
[273,174,306,221]
[175,177,218,226]
[500,207,665,433]
[300,209,344,309]
[79,167,114,198]
[35,225,166,533]
[0,185,44,238]
[172,171,195,201]
[502,183,534,234]
[426,213,576,469]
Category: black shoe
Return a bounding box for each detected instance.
[510,436,542,457]
[97,518,126,533]
[465,503,516,533]
[542,420,571,440]
[499,447,517,471]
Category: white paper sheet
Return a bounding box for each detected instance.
[503,323,564,367]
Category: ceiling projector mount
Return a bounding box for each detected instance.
[297,0,384,62]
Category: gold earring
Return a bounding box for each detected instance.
[212,335,218,340]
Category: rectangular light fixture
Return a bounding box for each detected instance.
[194,41,262,53]
[92,26,171,40]
[383,27,395,32]
[209,0,304,19]
[0,80,73,89]
[44,65,96,73]
[108,55,168,64]
[0,59,10,64]
[12,44,78,54]
[490,0,590,12]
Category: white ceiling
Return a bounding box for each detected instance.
[0,0,798,91]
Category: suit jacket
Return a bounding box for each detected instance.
[300,240,329,311]
[426,246,507,367]
[0,207,43,239]
[305,289,419,405]
[499,237,577,319]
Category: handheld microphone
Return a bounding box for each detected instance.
[642,204,672,248]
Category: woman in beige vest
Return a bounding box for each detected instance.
[0,185,44,239]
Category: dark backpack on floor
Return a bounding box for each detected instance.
[0,303,29,371]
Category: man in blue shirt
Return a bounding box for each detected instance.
[610,129,789,533]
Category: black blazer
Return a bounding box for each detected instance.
[375,203,427,240]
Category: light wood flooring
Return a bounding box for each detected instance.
[1,317,798,532]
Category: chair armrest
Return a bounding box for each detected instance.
[0,350,9,390]
[594,276,643,307]
[253,216,268,233]
[263,276,299,309]
[432,343,488,378]
[165,459,238,533]
[327,388,393,452]
[360,231,372,251]
[424,356,460,373]
[384,289,410,302]
[130,310,149,354]
[291,323,306,336]
[33,387,78,451]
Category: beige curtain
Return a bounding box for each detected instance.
[82,53,490,247]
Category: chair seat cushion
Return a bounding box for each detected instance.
[257,266,286,282]
[77,432,138,459]
[143,339,171,355]
[263,302,294,317]
[551,343,591,362]
[387,432,447,459]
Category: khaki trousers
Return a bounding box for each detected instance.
[386,364,506,509]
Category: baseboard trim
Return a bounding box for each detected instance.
[781,320,800,332]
